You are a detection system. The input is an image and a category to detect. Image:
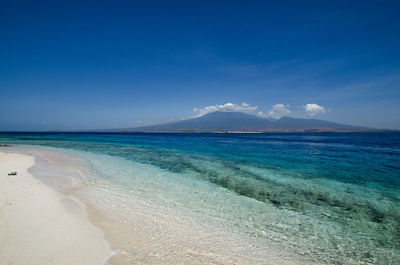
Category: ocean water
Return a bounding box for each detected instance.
[1,132,399,264]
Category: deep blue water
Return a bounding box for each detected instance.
[1,132,400,264]
[2,132,399,187]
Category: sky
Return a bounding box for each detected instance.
[1,0,399,130]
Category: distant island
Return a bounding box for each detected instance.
[107,111,373,133]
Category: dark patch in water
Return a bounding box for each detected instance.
[270,200,281,206]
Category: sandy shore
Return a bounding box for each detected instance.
[0,146,309,265]
[0,152,111,265]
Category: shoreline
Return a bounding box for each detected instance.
[0,134,398,264]
[0,145,310,265]
[0,151,111,265]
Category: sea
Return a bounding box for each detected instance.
[0,132,399,264]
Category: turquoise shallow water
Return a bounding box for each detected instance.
[1,132,399,264]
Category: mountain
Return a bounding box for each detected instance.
[116,111,370,132]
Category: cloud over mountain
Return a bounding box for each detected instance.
[268,104,291,119]
[304,103,326,116]
[193,102,258,117]
[192,102,328,120]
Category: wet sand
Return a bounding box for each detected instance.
[0,152,111,265]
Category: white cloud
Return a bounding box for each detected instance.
[193,102,258,117]
[267,104,291,119]
[303,103,326,116]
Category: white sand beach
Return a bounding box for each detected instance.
[0,152,111,265]
[0,146,309,265]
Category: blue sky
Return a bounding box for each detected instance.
[1,0,399,130]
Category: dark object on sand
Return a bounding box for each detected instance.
[0,144,11,147]
[8,171,17,176]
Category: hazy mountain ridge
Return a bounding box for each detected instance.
[115,111,371,132]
